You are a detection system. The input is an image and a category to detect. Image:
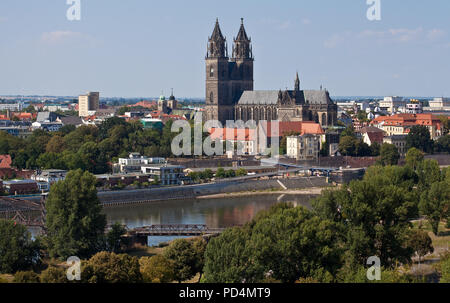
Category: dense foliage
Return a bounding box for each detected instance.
[45,169,107,259]
[0,219,41,274]
[0,117,179,174]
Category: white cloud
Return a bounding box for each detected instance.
[40,31,98,47]
[302,18,311,25]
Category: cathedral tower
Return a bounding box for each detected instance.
[205,19,232,123]
[205,19,254,124]
[230,18,254,105]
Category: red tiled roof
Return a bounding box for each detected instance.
[209,128,256,141]
[132,101,157,109]
[263,121,325,137]
[366,132,384,145]
[0,155,12,169]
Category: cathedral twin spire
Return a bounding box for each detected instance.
[207,18,252,59]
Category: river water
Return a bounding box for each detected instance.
[103,193,318,246]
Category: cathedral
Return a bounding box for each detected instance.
[204,19,338,127]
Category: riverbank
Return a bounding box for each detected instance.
[196,187,329,199]
[99,176,330,207]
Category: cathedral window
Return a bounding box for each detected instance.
[210,92,214,103]
[210,66,214,77]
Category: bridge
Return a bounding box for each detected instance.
[127,224,226,236]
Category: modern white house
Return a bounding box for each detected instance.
[116,153,166,173]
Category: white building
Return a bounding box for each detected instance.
[379,96,405,114]
[287,134,321,161]
[140,165,185,186]
[116,153,166,173]
[31,169,68,185]
[428,97,450,109]
[0,102,24,111]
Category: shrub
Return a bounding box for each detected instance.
[13,271,40,283]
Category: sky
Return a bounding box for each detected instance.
[0,0,449,98]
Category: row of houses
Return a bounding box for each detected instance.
[208,121,327,160]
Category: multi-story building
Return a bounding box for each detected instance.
[0,120,32,138]
[140,165,185,186]
[2,179,38,195]
[379,96,405,114]
[428,97,450,109]
[383,135,408,155]
[0,102,24,111]
[209,127,257,155]
[371,113,444,140]
[405,99,423,114]
[31,169,67,185]
[78,92,100,117]
[116,153,166,173]
[287,134,321,161]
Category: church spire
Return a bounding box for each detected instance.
[232,18,252,59]
[295,72,300,91]
[207,19,227,58]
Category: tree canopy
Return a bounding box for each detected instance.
[45,169,106,259]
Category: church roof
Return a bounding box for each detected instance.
[238,91,279,105]
[210,19,225,41]
[237,90,332,105]
[235,18,249,41]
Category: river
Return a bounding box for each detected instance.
[103,193,318,246]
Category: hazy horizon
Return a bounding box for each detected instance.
[1,0,449,97]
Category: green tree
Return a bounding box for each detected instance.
[406,125,434,153]
[13,271,40,283]
[40,266,68,283]
[338,136,357,156]
[163,238,198,283]
[204,204,341,283]
[417,159,442,192]
[313,166,417,269]
[405,147,424,170]
[235,168,248,177]
[191,238,207,282]
[340,127,356,139]
[82,251,142,283]
[139,255,175,283]
[436,134,450,153]
[45,169,107,259]
[215,167,226,179]
[380,143,400,166]
[106,223,127,253]
[419,181,450,235]
[0,219,41,274]
[370,142,381,156]
[46,135,66,153]
[438,252,450,283]
[203,226,254,283]
[355,140,371,157]
[407,229,434,262]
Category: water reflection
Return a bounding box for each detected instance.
[104,193,317,229]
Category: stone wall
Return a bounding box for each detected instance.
[99,177,329,206]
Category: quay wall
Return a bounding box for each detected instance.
[99,177,329,206]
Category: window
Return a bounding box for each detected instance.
[210,66,214,77]
[210,92,214,103]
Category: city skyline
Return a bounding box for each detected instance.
[0,0,449,98]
